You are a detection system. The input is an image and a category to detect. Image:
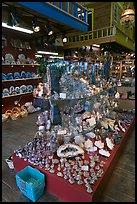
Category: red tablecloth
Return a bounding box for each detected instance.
[13,118,135,202]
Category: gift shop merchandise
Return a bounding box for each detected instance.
[2,2,135,203]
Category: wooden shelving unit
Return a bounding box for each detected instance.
[2,64,40,66]
[2,27,42,114]
[2,77,42,83]
[110,54,135,79]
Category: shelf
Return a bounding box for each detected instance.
[122,59,135,61]
[2,64,40,66]
[122,65,133,67]
[2,92,33,98]
[111,71,120,73]
[2,77,42,83]
[112,60,121,63]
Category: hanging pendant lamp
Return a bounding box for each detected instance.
[120,7,135,27]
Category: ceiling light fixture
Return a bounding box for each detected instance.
[32,17,40,32]
[49,56,64,59]
[120,7,135,28]
[93,44,100,47]
[35,54,43,58]
[2,22,34,34]
[37,51,58,55]
[63,37,67,43]
[45,25,53,36]
[48,30,53,36]
[34,25,40,32]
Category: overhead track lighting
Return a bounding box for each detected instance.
[2,22,34,34]
[45,25,54,36]
[35,54,43,58]
[32,17,40,32]
[49,56,64,59]
[92,44,100,47]
[48,30,53,36]
[63,37,67,43]
[37,51,58,55]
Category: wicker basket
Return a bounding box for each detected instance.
[2,113,9,122]
[20,105,28,117]
[5,109,12,118]
[11,107,21,120]
[2,109,12,122]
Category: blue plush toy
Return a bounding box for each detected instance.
[7,73,13,80]
[3,88,9,97]
[2,73,7,80]
[27,85,33,92]
[14,72,20,79]
[20,85,27,93]
[15,87,20,94]
[9,86,15,94]
[20,71,26,78]
[26,72,31,78]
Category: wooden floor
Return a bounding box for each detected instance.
[2,112,135,202]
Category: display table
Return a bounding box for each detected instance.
[13,118,135,202]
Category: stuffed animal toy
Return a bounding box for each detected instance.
[24,102,37,113]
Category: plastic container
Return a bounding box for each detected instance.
[16,166,45,202]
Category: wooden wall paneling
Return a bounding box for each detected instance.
[94,3,111,30]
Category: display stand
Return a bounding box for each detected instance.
[13,117,135,202]
[2,27,40,113]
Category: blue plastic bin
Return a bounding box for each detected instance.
[16,166,45,202]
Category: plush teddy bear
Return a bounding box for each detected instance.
[24,102,37,113]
